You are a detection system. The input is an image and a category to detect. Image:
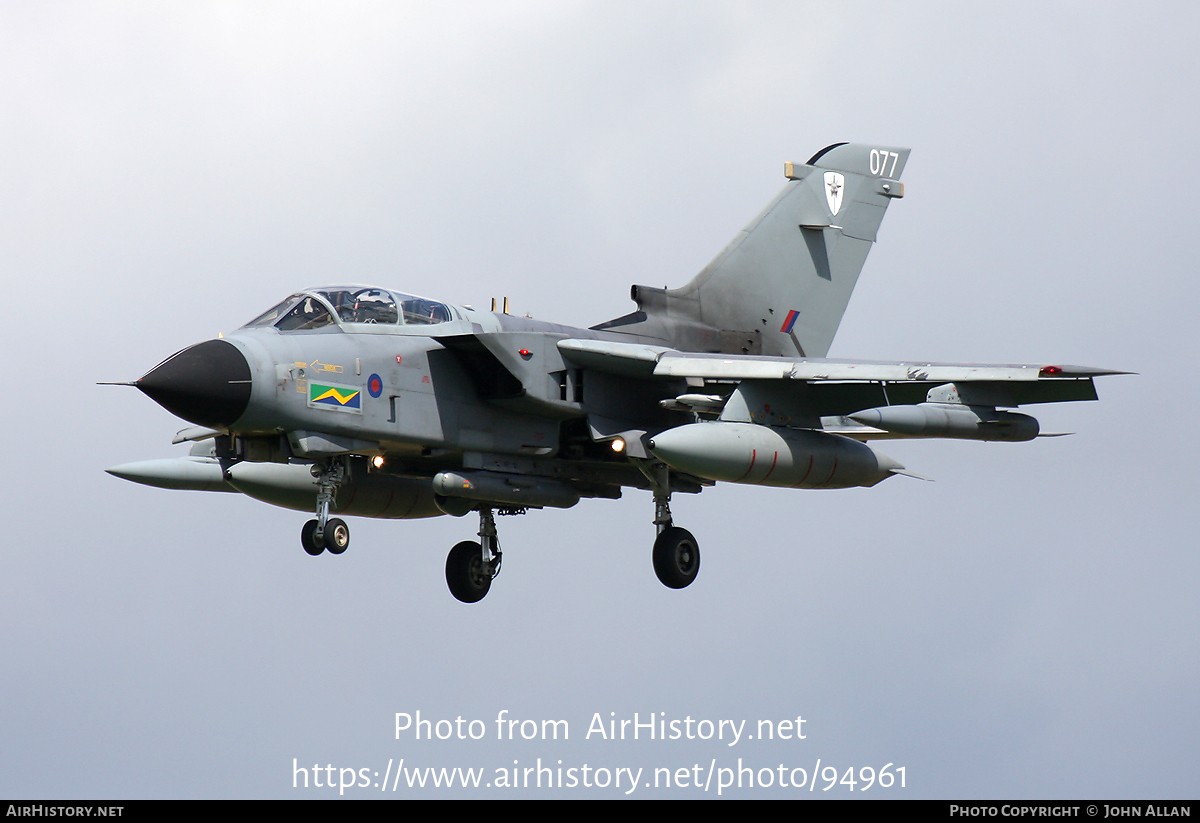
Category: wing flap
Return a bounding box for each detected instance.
[805,377,1100,413]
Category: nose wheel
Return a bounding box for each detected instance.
[301,517,350,556]
[300,460,350,556]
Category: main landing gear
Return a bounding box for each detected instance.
[445,507,503,603]
[296,455,699,598]
[300,460,351,556]
[640,459,701,590]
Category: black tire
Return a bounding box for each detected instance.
[324,518,350,554]
[301,520,324,556]
[653,527,700,589]
[446,540,491,603]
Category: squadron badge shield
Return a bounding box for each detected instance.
[824,171,845,216]
[307,380,362,414]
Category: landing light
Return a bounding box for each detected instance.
[611,438,626,453]
[371,455,385,469]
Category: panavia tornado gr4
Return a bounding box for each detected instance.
[107,143,1123,602]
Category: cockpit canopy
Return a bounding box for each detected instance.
[243,287,455,331]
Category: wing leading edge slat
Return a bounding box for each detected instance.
[652,351,1126,382]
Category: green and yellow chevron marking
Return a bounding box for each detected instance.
[307,381,362,413]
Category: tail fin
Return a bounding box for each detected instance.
[599,143,909,357]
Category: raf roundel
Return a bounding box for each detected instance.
[367,373,383,398]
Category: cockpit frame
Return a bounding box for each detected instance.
[242,286,461,334]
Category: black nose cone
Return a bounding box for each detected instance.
[137,339,252,428]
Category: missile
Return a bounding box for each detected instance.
[107,455,581,519]
[647,422,903,489]
[659,394,726,412]
[106,457,234,492]
[432,471,581,510]
[106,453,442,518]
[848,404,1039,442]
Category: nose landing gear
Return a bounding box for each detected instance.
[300,460,350,556]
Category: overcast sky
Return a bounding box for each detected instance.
[2,2,1196,798]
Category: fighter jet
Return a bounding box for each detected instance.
[107,142,1123,602]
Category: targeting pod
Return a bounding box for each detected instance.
[848,404,1039,442]
[432,471,581,510]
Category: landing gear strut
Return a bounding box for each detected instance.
[445,507,503,603]
[636,458,701,590]
[301,459,350,556]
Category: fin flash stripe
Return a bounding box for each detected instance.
[780,310,800,334]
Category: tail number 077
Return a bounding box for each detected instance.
[870,149,899,177]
